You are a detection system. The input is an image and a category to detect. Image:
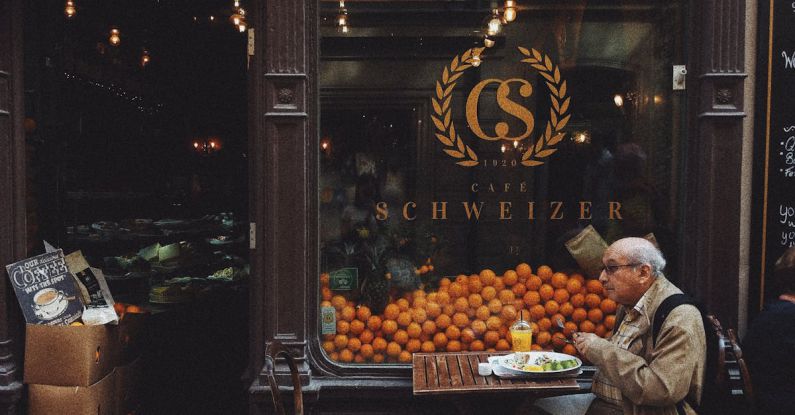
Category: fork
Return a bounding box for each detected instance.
[555,319,576,344]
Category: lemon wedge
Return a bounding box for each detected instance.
[522,365,544,372]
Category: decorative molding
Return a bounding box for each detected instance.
[716,87,733,104]
[277,87,294,104]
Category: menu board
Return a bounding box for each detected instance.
[758,0,795,305]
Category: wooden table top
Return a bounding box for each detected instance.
[413,352,581,396]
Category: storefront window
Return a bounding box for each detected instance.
[318,0,686,365]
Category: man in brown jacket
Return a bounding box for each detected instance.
[572,237,706,415]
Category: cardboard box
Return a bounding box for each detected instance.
[115,357,144,415]
[24,324,118,387]
[117,311,149,364]
[28,369,116,415]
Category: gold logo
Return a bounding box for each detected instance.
[431,47,571,167]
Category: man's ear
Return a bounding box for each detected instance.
[638,264,654,284]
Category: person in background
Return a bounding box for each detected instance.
[743,247,795,415]
[574,237,705,415]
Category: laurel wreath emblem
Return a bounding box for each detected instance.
[430,47,571,167]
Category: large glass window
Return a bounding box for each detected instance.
[318,0,686,365]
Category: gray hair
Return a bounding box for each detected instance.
[615,237,667,276]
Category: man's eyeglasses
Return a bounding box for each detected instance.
[601,263,641,275]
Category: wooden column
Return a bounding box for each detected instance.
[683,0,747,329]
[0,0,26,413]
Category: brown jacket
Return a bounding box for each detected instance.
[585,275,706,415]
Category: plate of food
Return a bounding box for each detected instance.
[495,352,582,375]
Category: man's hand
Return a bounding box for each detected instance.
[573,332,600,357]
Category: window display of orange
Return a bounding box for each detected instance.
[412,308,428,324]
[359,343,375,359]
[500,305,517,322]
[486,299,501,314]
[322,341,335,354]
[525,275,542,291]
[563,321,578,337]
[538,317,552,331]
[550,272,568,289]
[421,340,436,353]
[321,287,333,301]
[544,300,560,316]
[439,277,452,287]
[471,319,487,335]
[571,308,587,323]
[329,352,339,361]
[334,334,349,350]
[460,328,476,344]
[348,337,362,352]
[570,293,586,308]
[372,354,385,363]
[494,339,509,351]
[435,314,452,330]
[551,332,568,349]
[339,349,354,363]
[392,330,408,345]
[382,319,398,335]
[536,265,553,282]
[528,304,546,321]
[445,325,461,340]
[587,308,604,323]
[553,288,570,304]
[396,298,410,311]
[600,298,617,314]
[427,292,438,303]
[432,332,448,349]
[585,293,602,309]
[579,320,596,333]
[493,277,506,291]
[452,312,470,329]
[406,322,422,339]
[604,314,616,330]
[412,297,427,310]
[467,276,483,294]
[331,295,347,311]
[349,319,365,335]
[386,341,401,357]
[396,311,412,328]
[355,305,371,322]
[448,282,465,298]
[516,263,533,279]
[550,314,565,329]
[511,283,527,297]
[467,293,484,309]
[455,274,468,285]
[559,302,574,317]
[483,330,500,347]
[320,300,332,308]
[498,289,515,304]
[421,320,436,336]
[586,279,604,295]
[481,286,497,301]
[594,324,607,338]
[535,331,551,346]
[474,305,490,321]
[503,270,519,286]
[336,320,350,335]
[479,269,497,286]
[469,340,486,351]
[565,279,582,295]
[539,284,555,301]
[398,350,412,363]
[570,273,585,284]
[562,343,577,356]
[383,304,399,320]
[447,340,463,352]
[451,297,466,313]
[372,337,387,353]
[523,291,541,307]
[340,306,356,322]
[359,329,374,344]
[443,304,455,316]
[436,291,451,305]
[425,302,442,319]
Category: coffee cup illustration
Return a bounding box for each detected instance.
[33,288,68,320]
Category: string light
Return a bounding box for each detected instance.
[109,28,121,46]
[64,0,77,18]
[337,1,348,34]
[485,9,503,36]
[613,94,624,107]
[64,72,163,115]
[140,49,151,67]
[471,53,482,67]
[503,1,517,23]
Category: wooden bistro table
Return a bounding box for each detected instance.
[413,352,583,414]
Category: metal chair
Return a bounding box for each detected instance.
[264,341,304,415]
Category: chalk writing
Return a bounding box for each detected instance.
[784,50,795,68]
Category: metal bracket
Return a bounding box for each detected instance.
[249,222,256,249]
[673,65,687,90]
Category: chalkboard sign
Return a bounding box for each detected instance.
[757,0,795,307]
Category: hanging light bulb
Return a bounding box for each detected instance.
[64,0,77,18]
[501,144,507,153]
[141,49,151,67]
[503,1,517,23]
[613,94,624,107]
[238,21,247,33]
[485,9,503,37]
[109,28,121,46]
[231,13,242,25]
[484,36,496,48]
[471,53,482,67]
[513,140,519,148]
[338,9,347,27]
[234,0,240,8]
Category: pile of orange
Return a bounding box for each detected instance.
[319,263,617,364]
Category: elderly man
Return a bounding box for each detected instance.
[559,237,705,415]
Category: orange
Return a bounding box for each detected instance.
[600,298,617,314]
[323,333,335,341]
[586,279,604,295]
[511,283,527,297]
[331,295,347,310]
[404,339,421,353]
[604,314,616,330]
[481,286,497,301]
[500,305,517,322]
[393,330,409,345]
[350,319,365,335]
[566,279,582,295]
[550,314,565,329]
[354,354,366,364]
[453,297,469,313]
[516,263,533,279]
[468,276,483,294]
[585,293,602,309]
[407,322,422,339]
[571,293,585,308]
[539,284,555,302]
[435,314,452,330]
[579,320,596,333]
[421,340,436,353]
[563,321,578,337]
[426,302,442,319]
[372,337,388,353]
[397,311,413,327]
[594,324,607,338]
[480,269,497,286]
[461,328,476,344]
[336,320,350,335]
[544,300,560,316]
[495,339,511,351]
[443,304,455,316]
[321,287,333,301]
[526,275,542,291]
[439,277,452,287]
[551,332,568,349]
[320,273,330,285]
[471,319,487,335]
[382,320,398,335]
[348,337,362,352]
[498,325,509,339]
[433,332,448,349]
[421,320,436,336]
[427,292,438,303]
[334,334,349,350]
[360,344,375,359]
[412,308,428,324]
[412,297,427,310]
[340,306,356,322]
[559,302,574,317]
[386,342,402,357]
[453,312,470,329]
[484,330,500,347]
[531,344,542,351]
[529,304,546,321]
[503,270,519,286]
[372,353,385,363]
[498,289,515,304]
[571,273,585,284]
[448,282,465,299]
[523,291,541,307]
[550,272,568,289]
[322,341,335,354]
[396,298,410,311]
[329,352,339,361]
[436,291,451,305]
[455,274,469,285]
[445,325,461,340]
[320,300,332,308]
[562,344,577,356]
[493,277,505,291]
[470,340,486,351]
[399,350,412,363]
[356,306,372,322]
[483,299,501,316]
[468,294,484,311]
[475,305,491,321]
[553,288,570,304]
[538,317,552,332]
[587,308,604,323]
[420,333,431,342]
[359,329,374,344]
[536,265,553,282]
[571,308,587,323]
[383,303,400,320]
[535,331,551,346]
[447,340,463,352]
[339,349,354,363]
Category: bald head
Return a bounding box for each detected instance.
[599,238,666,306]
[609,237,666,277]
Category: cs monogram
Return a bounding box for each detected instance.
[431,47,572,167]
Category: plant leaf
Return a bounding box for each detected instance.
[443,82,456,98]
[518,46,531,56]
[436,82,444,98]
[443,111,451,128]
[532,64,547,72]
[550,108,558,127]
[560,97,570,114]
[432,116,445,131]
[557,114,571,129]
[551,97,560,112]
[535,135,545,152]
[548,133,565,146]
[443,67,449,84]
[532,49,542,61]
[451,55,459,71]
[449,72,464,83]
[456,135,466,153]
[435,133,453,146]
[432,99,442,115]
[554,67,561,83]
[544,55,553,70]
[466,145,477,160]
[457,160,479,167]
[522,160,544,166]
[462,49,472,62]
[560,81,567,97]
[442,96,452,112]
[444,149,464,158]
[540,72,555,83]
[536,148,557,158]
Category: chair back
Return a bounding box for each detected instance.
[264,341,304,415]
[705,315,754,412]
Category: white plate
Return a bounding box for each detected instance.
[495,352,582,375]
